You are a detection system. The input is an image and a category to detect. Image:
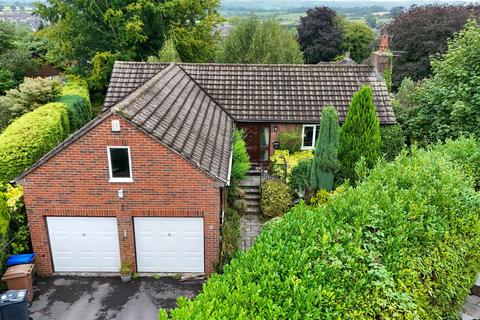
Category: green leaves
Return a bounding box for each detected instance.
[161,137,480,319]
[230,128,250,184]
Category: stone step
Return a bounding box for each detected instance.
[242,187,260,194]
[239,176,261,187]
[246,206,261,214]
[245,193,260,200]
[246,200,260,207]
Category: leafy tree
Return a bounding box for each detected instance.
[298,7,343,63]
[365,13,377,29]
[0,68,16,94]
[217,16,303,64]
[338,86,381,182]
[35,0,222,68]
[147,38,181,63]
[390,6,404,17]
[88,52,125,92]
[340,20,375,62]
[309,106,340,191]
[384,4,480,89]
[407,20,480,144]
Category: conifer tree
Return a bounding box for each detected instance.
[309,106,340,191]
[338,86,381,182]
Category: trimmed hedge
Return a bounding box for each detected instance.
[161,138,480,319]
[260,180,292,217]
[0,79,91,182]
[380,124,405,161]
[0,103,70,182]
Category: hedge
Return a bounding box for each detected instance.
[0,191,10,273]
[0,79,91,182]
[380,124,405,161]
[161,137,480,319]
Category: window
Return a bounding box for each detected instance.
[301,125,320,150]
[107,147,132,182]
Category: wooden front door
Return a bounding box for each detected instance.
[238,124,270,165]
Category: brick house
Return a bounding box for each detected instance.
[15,52,394,276]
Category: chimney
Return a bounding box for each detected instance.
[371,34,392,79]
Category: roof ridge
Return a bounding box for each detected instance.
[176,64,235,120]
[115,61,373,69]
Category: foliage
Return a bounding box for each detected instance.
[407,21,480,144]
[147,38,181,63]
[365,13,377,28]
[298,7,343,63]
[277,129,301,153]
[0,77,62,132]
[391,78,416,144]
[380,124,405,161]
[218,208,241,269]
[382,51,393,93]
[339,86,381,183]
[260,180,292,217]
[1,184,29,254]
[230,129,250,185]
[289,159,312,198]
[35,0,222,68]
[0,68,16,94]
[0,102,70,182]
[216,16,303,64]
[0,191,10,271]
[59,77,93,131]
[120,261,132,275]
[339,20,375,63]
[160,138,480,319]
[270,150,313,181]
[309,106,340,191]
[384,4,480,89]
[308,188,329,206]
[88,51,124,92]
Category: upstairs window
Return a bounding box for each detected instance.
[107,147,132,182]
[301,125,320,150]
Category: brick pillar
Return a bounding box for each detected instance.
[27,210,54,276]
[117,216,136,272]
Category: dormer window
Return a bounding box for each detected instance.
[107,147,132,182]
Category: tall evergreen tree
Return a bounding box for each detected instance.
[147,38,181,63]
[309,106,340,191]
[338,86,381,182]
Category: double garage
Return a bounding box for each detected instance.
[46,217,205,273]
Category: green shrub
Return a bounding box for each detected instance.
[218,208,241,269]
[59,77,92,131]
[161,138,480,319]
[380,124,405,161]
[3,185,29,254]
[289,158,312,197]
[260,180,292,217]
[230,129,250,185]
[339,85,382,183]
[0,191,10,271]
[270,150,313,181]
[309,106,340,191]
[277,129,301,153]
[0,102,70,182]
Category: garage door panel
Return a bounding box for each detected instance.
[47,217,121,272]
[135,218,204,273]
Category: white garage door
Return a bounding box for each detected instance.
[47,217,121,272]
[134,218,204,273]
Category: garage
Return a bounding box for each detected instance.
[134,217,204,273]
[47,217,121,272]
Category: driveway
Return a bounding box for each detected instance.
[29,276,203,320]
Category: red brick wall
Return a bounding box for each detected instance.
[21,115,221,276]
[269,123,302,155]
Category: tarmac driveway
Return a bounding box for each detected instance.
[29,276,203,320]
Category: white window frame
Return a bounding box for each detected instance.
[107,146,133,183]
[301,125,317,150]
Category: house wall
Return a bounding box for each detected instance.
[21,115,221,276]
[269,123,302,155]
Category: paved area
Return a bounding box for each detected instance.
[238,214,262,250]
[29,276,203,320]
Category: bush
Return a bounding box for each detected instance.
[289,158,312,197]
[3,185,29,254]
[380,124,405,161]
[0,68,16,94]
[161,138,480,319]
[0,103,70,182]
[0,77,61,131]
[260,180,292,217]
[218,208,241,269]
[230,129,250,185]
[270,150,313,181]
[277,130,301,153]
[0,191,10,272]
[339,86,382,183]
[59,77,92,131]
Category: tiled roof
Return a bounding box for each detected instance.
[105,61,395,124]
[113,64,234,184]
